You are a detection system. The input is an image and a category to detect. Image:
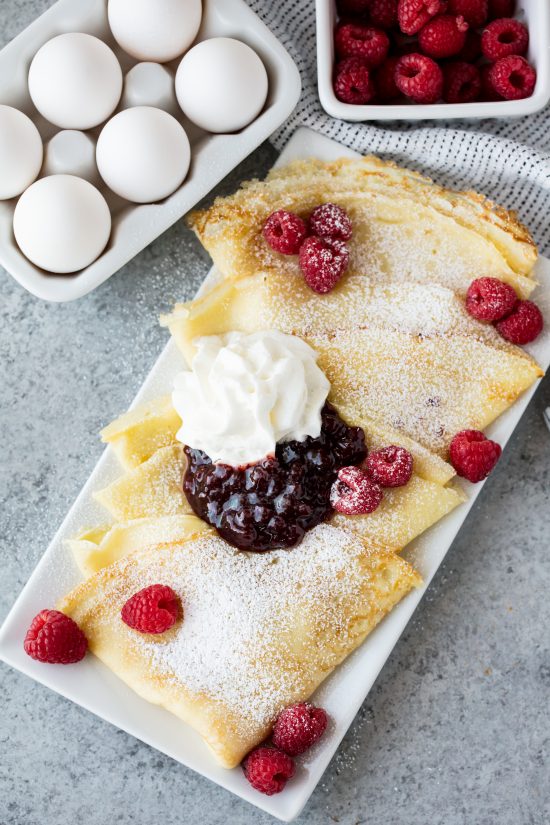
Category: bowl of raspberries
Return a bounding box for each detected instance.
[316,0,550,119]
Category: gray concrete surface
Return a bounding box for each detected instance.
[1,2,549,824]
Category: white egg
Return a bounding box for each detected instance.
[121,63,178,115]
[28,33,123,130]
[108,0,202,63]
[14,175,111,274]
[175,38,268,133]
[96,106,190,204]
[43,130,99,184]
[0,105,43,200]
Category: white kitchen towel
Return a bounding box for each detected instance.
[249,0,550,254]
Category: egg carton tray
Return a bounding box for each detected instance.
[0,0,301,302]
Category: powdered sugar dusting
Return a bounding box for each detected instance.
[99,524,387,734]
[256,274,515,350]
[239,273,537,456]
[314,324,533,455]
[246,191,530,298]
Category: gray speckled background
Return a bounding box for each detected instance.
[1,2,549,824]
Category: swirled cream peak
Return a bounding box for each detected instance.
[172,330,330,467]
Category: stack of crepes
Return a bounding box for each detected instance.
[59,156,543,768]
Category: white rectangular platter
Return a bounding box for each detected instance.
[0,0,300,302]
[1,127,549,822]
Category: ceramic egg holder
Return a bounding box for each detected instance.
[0,0,301,301]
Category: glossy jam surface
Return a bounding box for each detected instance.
[183,403,366,552]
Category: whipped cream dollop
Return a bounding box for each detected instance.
[172,330,330,467]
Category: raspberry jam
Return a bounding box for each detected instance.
[183,403,366,552]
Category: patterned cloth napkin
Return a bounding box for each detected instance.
[248,0,550,255]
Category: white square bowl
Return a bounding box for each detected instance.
[316,0,550,121]
[0,0,301,302]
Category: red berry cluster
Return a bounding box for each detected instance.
[330,444,413,515]
[263,203,353,293]
[465,276,543,345]
[332,0,536,105]
[243,702,328,795]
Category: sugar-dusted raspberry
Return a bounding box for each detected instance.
[330,465,383,514]
[480,63,502,99]
[335,23,390,67]
[263,210,308,255]
[272,703,329,756]
[299,236,349,294]
[449,429,502,482]
[310,203,353,242]
[481,18,528,62]
[376,56,401,100]
[447,0,487,26]
[337,0,371,15]
[121,584,180,634]
[395,53,443,103]
[242,747,295,795]
[443,61,481,103]
[24,609,87,664]
[365,445,413,488]
[398,0,447,36]
[495,299,544,345]
[465,276,517,321]
[334,57,376,104]
[368,0,399,28]
[456,30,482,62]
[487,0,515,18]
[418,14,469,59]
[487,55,536,100]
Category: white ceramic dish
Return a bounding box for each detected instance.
[1,127,549,821]
[316,0,550,121]
[0,0,300,302]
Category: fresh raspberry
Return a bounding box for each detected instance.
[242,747,295,795]
[398,0,447,36]
[121,584,180,634]
[465,277,517,321]
[447,0,487,26]
[272,703,329,756]
[456,30,482,62]
[263,210,308,255]
[337,0,371,15]
[481,18,528,61]
[299,236,349,293]
[449,429,502,482]
[335,23,390,67]
[330,465,383,514]
[418,14,469,59]
[368,0,399,28]
[24,609,87,664]
[309,203,353,241]
[443,62,481,103]
[395,53,443,103]
[494,300,544,345]
[487,0,515,18]
[334,57,376,104]
[365,445,413,488]
[375,56,401,100]
[480,63,502,99]
[487,55,536,100]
